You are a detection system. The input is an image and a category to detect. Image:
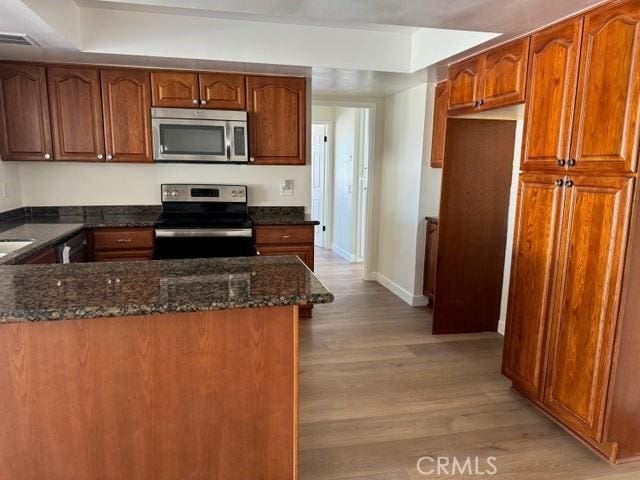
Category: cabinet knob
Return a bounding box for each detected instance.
[97,154,104,160]
[106,154,113,161]
[192,99,199,105]
[474,101,479,107]
[555,179,564,187]
[44,153,51,160]
[557,159,566,167]
[200,99,207,106]
[249,157,255,162]
[565,179,574,188]
[479,99,484,106]
[567,159,576,167]
[256,250,261,255]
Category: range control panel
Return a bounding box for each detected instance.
[161,184,247,203]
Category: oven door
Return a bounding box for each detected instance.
[153,118,231,162]
[155,228,254,259]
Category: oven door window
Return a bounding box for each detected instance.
[159,124,226,156]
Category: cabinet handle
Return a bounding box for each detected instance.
[555,179,564,187]
[256,250,262,255]
[567,159,576,167]
[117,239,132,243]
[565,179,574,188]
[557,159,566,167]
[44,153,51,160]
[192,99,199,105]
[200,99,207,106]
[282,235,291,239]
[97,154,104,160]
[106,154,113,161]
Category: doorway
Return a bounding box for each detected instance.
[311,104,373,277]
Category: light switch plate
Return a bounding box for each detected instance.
[280,179,294,196]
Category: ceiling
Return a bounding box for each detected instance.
[0,0,606,97]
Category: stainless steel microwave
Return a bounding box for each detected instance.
[151,108,248,163]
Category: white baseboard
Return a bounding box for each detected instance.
[376,272,429,307]
[331,243,357,263]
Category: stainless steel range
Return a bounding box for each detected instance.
[154,184,253,259]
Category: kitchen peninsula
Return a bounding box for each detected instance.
[0,255,333,480]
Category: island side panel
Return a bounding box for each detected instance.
[0,306,299,480]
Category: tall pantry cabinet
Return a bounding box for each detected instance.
[502,0,640,463]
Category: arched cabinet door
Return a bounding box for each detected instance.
[47,66,105,162]
[0,63,52,161]
[480,37,530,110]
[448,56,482,115]
[569,0,640,174]
[101,69,153,163]
[247,75,306,165]
[150,71,198,108]
[199,73,246,110]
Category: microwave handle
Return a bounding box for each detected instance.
[225,121,232,160]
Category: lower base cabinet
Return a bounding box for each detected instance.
[87,228,155,262]
[254,225,315,318]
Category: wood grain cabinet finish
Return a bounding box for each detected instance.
[430,81,448,168]
[150,71,199,108]
[101,69,153,163]
[569,0,640,174]
[521,18,583,172]
[543,175,634,442]
[0,63,52,161]
[47,66,105,162]
[247,75,306,165]
[199,73,245,110]
[422,218,438,303]
[23,247,57,265]
[447,57,482,114]
[88,228,155,262]
[502,174,565,400]
[480,37,530,110]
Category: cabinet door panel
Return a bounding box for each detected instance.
[150,71,198,108]
[522,18,582,172]
[430,81,448,168]
[47,66,104,161]
[448,57,481,114]
[570,0,640,173]
[502,174,565,400]
[0,63,52,161]
[101,69,153,163]
[199,73,245,110]
[247,76,306,165]
[481,37,530,110]
[255,245,314,270]
[544,176,634,440]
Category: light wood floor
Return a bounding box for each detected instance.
[299,248,640,480]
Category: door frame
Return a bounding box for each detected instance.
[312,100,377,281]
[311,121,332,249]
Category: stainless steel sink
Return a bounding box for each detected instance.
[0,240,34,257]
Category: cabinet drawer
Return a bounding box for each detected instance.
[254,226,314,245]
[93,249,154,262]
[91,228,155,251]
[254,245,314,270]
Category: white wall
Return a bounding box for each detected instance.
[0,158,24,213]
[376,83,430,305]
[17,163,310,207]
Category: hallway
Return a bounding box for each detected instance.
[298,249,640,480]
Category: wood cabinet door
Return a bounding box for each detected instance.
[255,245,314,270]
[448,56,482,114]
[430,81,448,168]
[480,37,530,110]
[23,247,57,264]
[247,76,306,165]
[150,71,198,108]
[502,174,565,400]
[199,73,246,110]
[569,0,640,173]
[521,18,583,172]
[422,220,439,301]
[544,175,634,441]
[47,66,105,162]
[101,69,153,163]
[0,63,52,161]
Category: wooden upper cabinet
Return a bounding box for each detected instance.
[480,37,530,110]
[570,0,640,174]
[199,73,245,110]
[247,75,306,165]
[448,56,482,114]
[544,175,634,441]
[502,174,565,400]
[47,66,105,162]
[101,69,153,163]
[0,63,52,161]
[150,71,198,108]
[521,18,583,172]
[430,81,448,168]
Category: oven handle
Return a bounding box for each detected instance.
[155,228,253,238]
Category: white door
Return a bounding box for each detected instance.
[311,124,327,248]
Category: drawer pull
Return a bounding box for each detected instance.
[117,239,132,243]
[282,235,291,239]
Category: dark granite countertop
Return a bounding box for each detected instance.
[0,255,334,323]
[249,206,320,226]
[0,223,84,265]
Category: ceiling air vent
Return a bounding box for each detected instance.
[0,34,38,47]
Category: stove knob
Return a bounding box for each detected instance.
[170,190,178,197]
[237,190,245,197]
[231,190,238,197]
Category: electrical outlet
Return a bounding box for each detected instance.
[1,182,8,199]
[280,179,294,196]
